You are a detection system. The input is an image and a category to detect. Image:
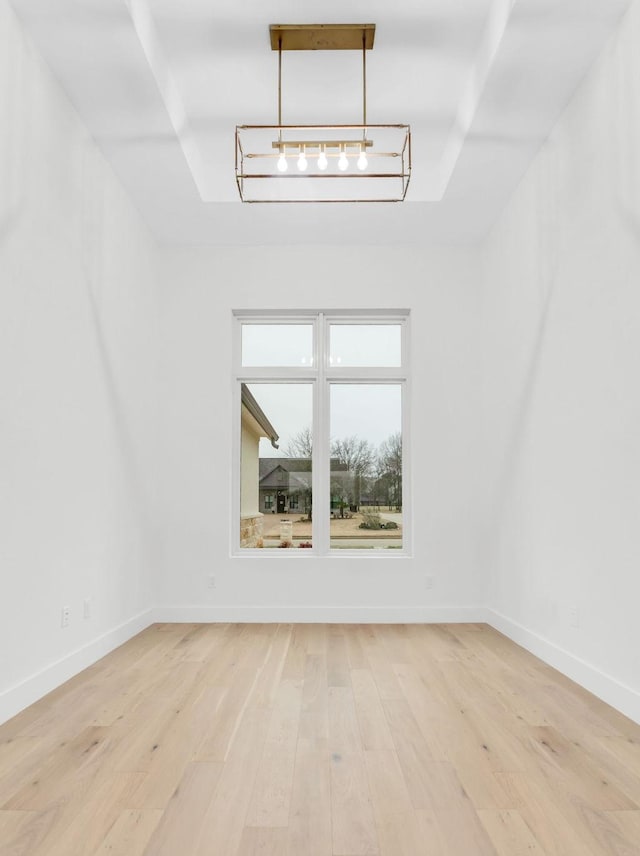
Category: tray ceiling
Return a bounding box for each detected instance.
[8,0,631,244]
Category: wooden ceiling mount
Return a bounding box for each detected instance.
[269,24,376,52]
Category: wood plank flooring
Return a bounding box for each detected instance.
[1,623,639,855]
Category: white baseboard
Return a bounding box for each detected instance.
[487,609,640,724]
[0,609,154,726]
[152,605,489,624]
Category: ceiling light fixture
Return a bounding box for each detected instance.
[235,24,411,203]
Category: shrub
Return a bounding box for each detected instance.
[382,520,398,530]
[278,540,293,548]
[298,541,312,548]
[359,511,383,530]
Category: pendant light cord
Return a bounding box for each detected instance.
[362,29,367,139]
[278,37,282,142]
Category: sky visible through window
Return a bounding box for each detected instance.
[243,323,402,456]
[247,384,401,458]
[242,324,313,367]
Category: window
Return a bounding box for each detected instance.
[330,324,402,367]
[242,324,314,367]
[234,312,409,554]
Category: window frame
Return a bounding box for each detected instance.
[232,310,411,557]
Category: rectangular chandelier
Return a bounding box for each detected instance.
[235,25,411,203]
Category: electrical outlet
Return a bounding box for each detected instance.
[569,606,580,628]
[425,575,434,590]
[208,574,216,589]
[61,606,70,628]
[83,598,92,619]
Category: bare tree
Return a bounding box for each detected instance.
[377,432,402,510]
[331,436,375,511]
[284,427,313,458]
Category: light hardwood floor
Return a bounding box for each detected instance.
[1,623,639,855]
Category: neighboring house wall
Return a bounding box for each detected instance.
[258,487,303,515]
[240,409,263,547]
[240,413,261,517]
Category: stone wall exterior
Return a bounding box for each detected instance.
[240,513,263,548]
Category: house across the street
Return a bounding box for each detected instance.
[259,458,312,515]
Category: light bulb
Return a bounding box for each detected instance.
[317,149,328,171]
[297,149,308,171]
[357,150,368,171]
[277,153,287,172]
[338,150,348,172]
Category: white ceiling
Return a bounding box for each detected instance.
[9,0,632,244]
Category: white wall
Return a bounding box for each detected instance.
[156,245,485,621]
[481,0,640,720]
[0,0,158,721]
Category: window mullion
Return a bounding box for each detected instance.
[314,312,329,555]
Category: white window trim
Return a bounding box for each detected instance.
[232,310,411,558]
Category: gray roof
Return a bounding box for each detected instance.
[259,457,348,487]
[259,457,311,480]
